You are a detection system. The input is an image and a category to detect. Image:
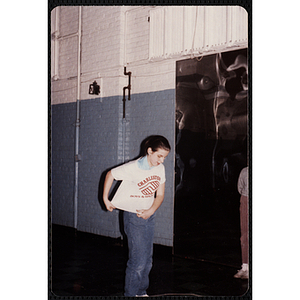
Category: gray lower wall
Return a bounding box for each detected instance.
[51,102,76,228]
[51,89,175,246]
[126,90,175,246]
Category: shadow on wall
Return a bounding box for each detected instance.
[97,168,121,211]
[97,167,126,242]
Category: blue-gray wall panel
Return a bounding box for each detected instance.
[51,102,76,227]
[126,89,175,246]
[77,96,121,237]
[51,89,175,245]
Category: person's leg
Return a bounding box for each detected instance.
[240,195,249,265]
[136,214,155,296]
[124,212,155,296]
[234,195,249,279]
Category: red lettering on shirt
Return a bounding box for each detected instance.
[139,180,160,196]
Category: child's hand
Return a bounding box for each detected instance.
[104,199,116,212]
[136,209,152,220]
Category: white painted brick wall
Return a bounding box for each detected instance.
[51,6,244,104]
[51,6,178,106]
[59,6,79,36]
[59,36,78,79]
[125,7,150,63]
[81,6,123,72]
[51,6,125,105]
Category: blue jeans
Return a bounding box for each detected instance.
[123,211,155,297]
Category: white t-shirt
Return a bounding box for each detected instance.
[237,167,248,197]
[110,159,166,213]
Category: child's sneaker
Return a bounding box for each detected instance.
[234,263,249,279]
[234,268,249,279]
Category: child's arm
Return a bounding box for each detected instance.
[103,170,116,212]
[137,182,165,219]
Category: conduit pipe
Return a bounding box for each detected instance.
[121,67,131,163]
[122,66,131,118]
[74,6,82,230]
[54,7,60,79]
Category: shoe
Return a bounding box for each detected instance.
[234,268,249,279]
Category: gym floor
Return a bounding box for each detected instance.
[50,224,249,298]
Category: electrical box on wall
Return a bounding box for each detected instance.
[89,81,100,95]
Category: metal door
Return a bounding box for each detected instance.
[174,49,248,267]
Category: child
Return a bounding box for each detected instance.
[234,166,249,279]
[103,135,171,297]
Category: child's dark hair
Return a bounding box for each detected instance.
[141,135,171,156]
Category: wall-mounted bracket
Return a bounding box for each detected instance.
[122,67,131,118]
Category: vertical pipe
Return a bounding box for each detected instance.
[122,118,126,162]
[123,11,129,163]
[54,7,60,78]
[122,67,131,162]
[124,10,128,67]
[74,6,82,230]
